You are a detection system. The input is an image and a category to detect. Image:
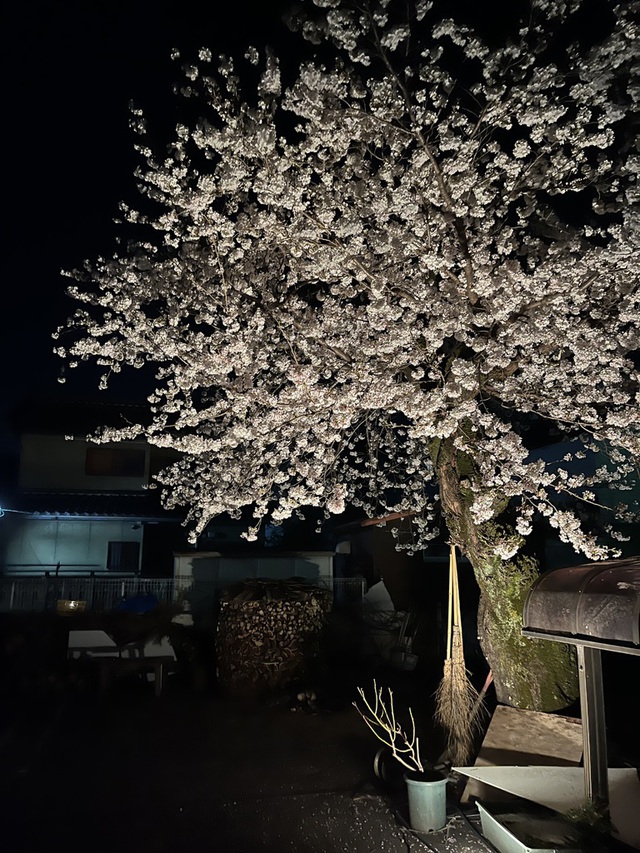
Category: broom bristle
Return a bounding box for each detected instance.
[434,633,487,765]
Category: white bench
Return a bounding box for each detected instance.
[67,630,177,697]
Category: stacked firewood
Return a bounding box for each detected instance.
[215,578,332,697]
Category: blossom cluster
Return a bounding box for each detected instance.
[55,0,640,558]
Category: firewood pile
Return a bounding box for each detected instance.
[215,578,333,697]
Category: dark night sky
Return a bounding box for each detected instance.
[1,0,294,461]
[0,0,607,463]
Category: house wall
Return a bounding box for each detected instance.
[19,434,150,491]
[2,516,143,575]
[173,551,335,588]
[172,550,336,626]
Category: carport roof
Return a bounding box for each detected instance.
[522,555,640,653]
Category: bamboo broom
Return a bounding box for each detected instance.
[433,544,485,766]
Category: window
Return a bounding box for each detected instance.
[148,448,180,478]
[85,447,145,477]
[107,541,140,573]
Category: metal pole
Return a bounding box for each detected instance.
[577,644,609,808]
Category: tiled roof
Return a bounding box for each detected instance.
[13,490,184,521]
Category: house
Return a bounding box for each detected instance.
[0,394,187,579]
[0,395,360,619]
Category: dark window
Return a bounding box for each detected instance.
[107,541,140,573]
[148,448,179,478]
[85,447,145,477]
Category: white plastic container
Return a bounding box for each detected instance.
[477,801,587,853]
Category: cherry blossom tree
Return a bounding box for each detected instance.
[55,0,640,710]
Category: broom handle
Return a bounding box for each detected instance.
[446,546,454,659]
[451,544,461,634]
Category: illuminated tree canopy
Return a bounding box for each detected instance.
[56,0,640,709]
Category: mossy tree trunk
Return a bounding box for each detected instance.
[432,436,579,712]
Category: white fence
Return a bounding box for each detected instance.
[0,575,365,614]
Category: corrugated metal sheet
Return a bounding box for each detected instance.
[522,556,640,649]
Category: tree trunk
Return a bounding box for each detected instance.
[474,555,578,710]
[433,437,578,712]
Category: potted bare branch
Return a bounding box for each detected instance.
[353,680,448,833]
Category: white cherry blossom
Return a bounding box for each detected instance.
[55,0,640,709]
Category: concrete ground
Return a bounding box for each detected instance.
[2,672,638,853]
[1,611,638,853]
[0,661,505,853]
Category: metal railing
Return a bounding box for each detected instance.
[4,563,103,574]
[0,576,179,614]
[0,575,365,614]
